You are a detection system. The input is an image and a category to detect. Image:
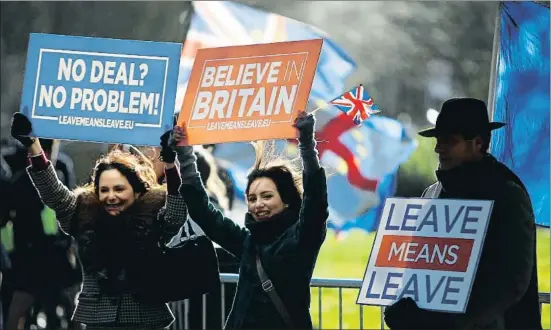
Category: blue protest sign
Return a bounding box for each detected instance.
[20,33,181,146]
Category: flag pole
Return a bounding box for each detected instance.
[182,1,194,42]
[487,2,502,121]
[50,139,60,167]
[307,99,326,114]
[310,106,324,114]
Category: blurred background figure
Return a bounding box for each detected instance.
[0,243,11,330]
[0,145,11,330]
[186,145,239,330]
[0,138,83,330]
[126,141,239,329]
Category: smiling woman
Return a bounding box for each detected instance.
[99,168,138,215]
[244,142,303,222]
[246,177,287,221]
[174,110,329,329]
[9,112,189,330]
[92,154,151,216]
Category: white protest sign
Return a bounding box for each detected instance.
[356,197,493,313]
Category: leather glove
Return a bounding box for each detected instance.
[384,297,425,330]
[293,112,315,144]
[159,130,176,163]
[10,112,35,147]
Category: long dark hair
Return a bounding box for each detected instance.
[245,141,303,211]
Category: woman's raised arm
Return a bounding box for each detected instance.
[293,112,329,248]
[172,126,248,259]
[157,131,188,242]
[11,113,78,234]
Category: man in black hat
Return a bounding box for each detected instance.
[384,98,541,329]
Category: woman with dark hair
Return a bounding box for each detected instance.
[172,111,329,329]
[9,113,187,330]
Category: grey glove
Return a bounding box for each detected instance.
[294,113,320,173]
[295,112,315,145]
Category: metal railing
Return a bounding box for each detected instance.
[169,273,551,330]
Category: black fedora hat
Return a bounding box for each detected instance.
[418,98,506,138]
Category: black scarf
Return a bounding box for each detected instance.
[95,211,133,279]
[245,207,300,245]
[435,154,529,197]
[73,187,166,293]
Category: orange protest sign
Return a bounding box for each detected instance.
[177,39,323,145]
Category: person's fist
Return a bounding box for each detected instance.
[159,130,176,163]
[170,125,195,159]
[10,112,35,147]
[293,111,315,142]
[293,111,315,130]
[172,125,187,145]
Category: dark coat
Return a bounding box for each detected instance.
[416,155,541,329]
[27,164,187,328]
[179,167,329,329]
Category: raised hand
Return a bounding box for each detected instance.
[292,110,315,143]
[169,124,197,175]
[171,125,187,146]
[170,125,195,159]
[159,130,176,163]
[10,112,35,147]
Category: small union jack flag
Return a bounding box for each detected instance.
[329,84,380,126]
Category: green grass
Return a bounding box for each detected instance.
[310,228,550,329]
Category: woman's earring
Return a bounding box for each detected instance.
[285,204,289,208]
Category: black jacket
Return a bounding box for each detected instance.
[27,164,187,327]
[179,167,329,329]
[416,155,541,329]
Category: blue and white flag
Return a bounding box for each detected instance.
[491,2,550,227]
